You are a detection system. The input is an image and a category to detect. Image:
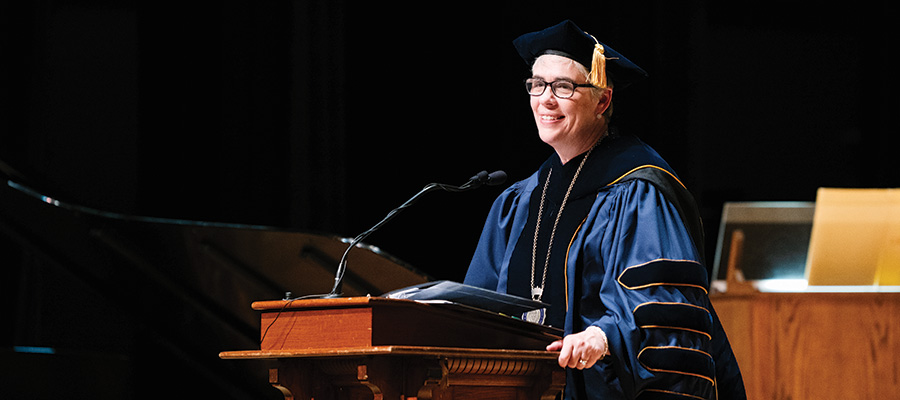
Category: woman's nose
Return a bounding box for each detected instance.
[539,89,557,106]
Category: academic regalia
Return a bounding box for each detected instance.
[464,19,745,399]
[464,131,746,399]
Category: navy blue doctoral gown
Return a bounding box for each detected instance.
[464,132,745,400]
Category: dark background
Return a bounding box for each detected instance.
[1,1,896,399]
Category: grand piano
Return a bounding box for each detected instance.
[0,175,433,399]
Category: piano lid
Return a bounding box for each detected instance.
[2,179,432,309]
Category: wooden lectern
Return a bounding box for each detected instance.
[220,296,566,399]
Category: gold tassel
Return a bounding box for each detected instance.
[590,43,607,89]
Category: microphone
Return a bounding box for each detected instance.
[468,170,507,188]
[321,170,507,298]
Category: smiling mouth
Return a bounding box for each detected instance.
[541,115,564,121]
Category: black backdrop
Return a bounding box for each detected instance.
[1,1,897,398]
[2,0,896,282]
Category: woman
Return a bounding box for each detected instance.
[464,20,745,399]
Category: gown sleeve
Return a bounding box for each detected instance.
[463,182,525,292]
[575,179,722,400]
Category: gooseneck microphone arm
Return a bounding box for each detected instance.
[323,170,507,298]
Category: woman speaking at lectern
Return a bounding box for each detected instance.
[464,20,746,400]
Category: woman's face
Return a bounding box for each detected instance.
[530,55,609,162]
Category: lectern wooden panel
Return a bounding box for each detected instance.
[220,297,565,399]
[254,297,562,351]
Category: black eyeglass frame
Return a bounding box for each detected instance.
[525,78,596,99]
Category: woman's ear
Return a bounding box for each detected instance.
[595,88,613,117]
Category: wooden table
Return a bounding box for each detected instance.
[711,291,900,399]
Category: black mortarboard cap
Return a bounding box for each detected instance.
[513,20,648,89]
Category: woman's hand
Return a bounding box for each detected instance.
[546,326,609,369]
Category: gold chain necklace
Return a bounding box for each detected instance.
[529,135,605,305]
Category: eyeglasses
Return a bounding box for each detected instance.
[525,78,595,99]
